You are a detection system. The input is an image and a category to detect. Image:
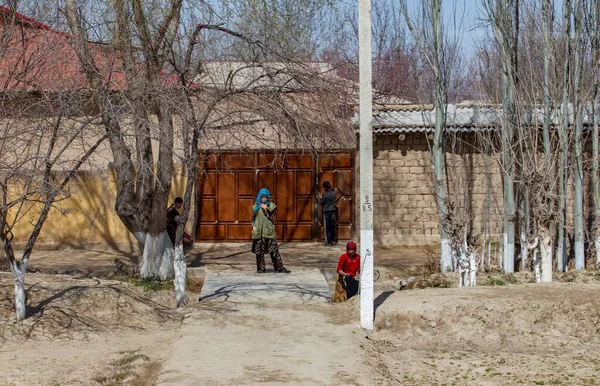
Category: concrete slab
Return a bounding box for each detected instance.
[199,268,332,304]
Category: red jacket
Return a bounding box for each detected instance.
[337,253,361,277]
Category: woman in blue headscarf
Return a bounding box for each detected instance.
[251,188,290,273]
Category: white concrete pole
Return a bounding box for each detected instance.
[358,0,373,331]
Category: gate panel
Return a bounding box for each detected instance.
[276,172,294,222]
[217,174,236,222]
[199,225,226,240]
[197,152,354,242]
[257,171,275,194]
[200,199,216,222]
[237,198,254,222]
[296,197,312,221]
[238,172,255,196]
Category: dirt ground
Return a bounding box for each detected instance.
[2,242,600,385]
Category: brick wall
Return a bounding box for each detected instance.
[363,132,505,246]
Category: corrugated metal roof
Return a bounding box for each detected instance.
[372,125,497,133]
[357,104,600,133]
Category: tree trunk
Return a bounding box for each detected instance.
[428,0,452,272]
[533,248,540,283]
[9,260,26,321]
[521,232,528,270]
[457,237,476,287]
[557,0,572,273]
[572,0,585,270]
[458,251,477,287]
[557,152,567,272]
[469,251,477,286]
[542,0,553,172]
[540,232,553,283]
[592,1,600,268]
[490,0,517,274]
[139,232,174,280]
[173,243,187,306]
[595,92,600,267]
[527,236,542,283]
[542,0,557,280]
[596,236,600,267]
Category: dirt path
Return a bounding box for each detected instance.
[3,245,600,385]
[158,301,368,385]
[158,267,368,385]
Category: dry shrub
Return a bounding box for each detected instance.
[113,258,138,277]
[411,273,454,289]
[92,349,158,386]
[416,244,441,275]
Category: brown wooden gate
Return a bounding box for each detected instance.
[197,152,354,242]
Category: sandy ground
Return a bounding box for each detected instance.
[1,243,600,385]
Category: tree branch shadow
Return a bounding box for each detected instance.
[1,279,184,343]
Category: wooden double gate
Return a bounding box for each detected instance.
[197,152,354,242]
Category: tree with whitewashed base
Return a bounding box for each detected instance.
[1,7,108,321]
[65,0,351,306]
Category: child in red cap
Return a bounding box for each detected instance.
[337,241,361,299]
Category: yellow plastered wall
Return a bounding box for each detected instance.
[8,169,190,248]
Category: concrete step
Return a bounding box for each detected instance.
[199,268,332,304]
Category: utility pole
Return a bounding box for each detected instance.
[358,0,373,330]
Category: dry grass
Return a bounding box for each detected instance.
[92,349,159,386]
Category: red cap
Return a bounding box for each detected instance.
[346,241,357,251]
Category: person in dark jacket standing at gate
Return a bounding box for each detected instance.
[318,181,337,246]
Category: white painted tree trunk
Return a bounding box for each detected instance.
[540,236,553,283]
[527,237,541,283]
[558,1,570,274]
[574,240,584,270]
[503,232,514,273]
[10,261,27,321]
[533,249,541,283]
[469,251,477,286]
[457,241,477,288]
[596,237,600,266]
[441,238,453,272]
[457,251,466,288]
[573,0,585,270]
[139,231,174,280]
[520,232,529,270]
[173,244,187,307]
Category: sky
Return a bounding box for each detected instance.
[410,0,488,59]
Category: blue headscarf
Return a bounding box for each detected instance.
[253,188,271,211]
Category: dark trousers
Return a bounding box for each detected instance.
[344,275,359,299]
[323,210,337,244]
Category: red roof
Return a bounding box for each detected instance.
[0,6,179,92]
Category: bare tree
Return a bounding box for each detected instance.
[1,6,107,320]
[399,0,456,274]
[483,0,518,273]
[591,0,600,267]
[61,0,352,308]
[539,0,555,280]
[572,0,586,270]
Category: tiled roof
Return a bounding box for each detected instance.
[0,6,180,92]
